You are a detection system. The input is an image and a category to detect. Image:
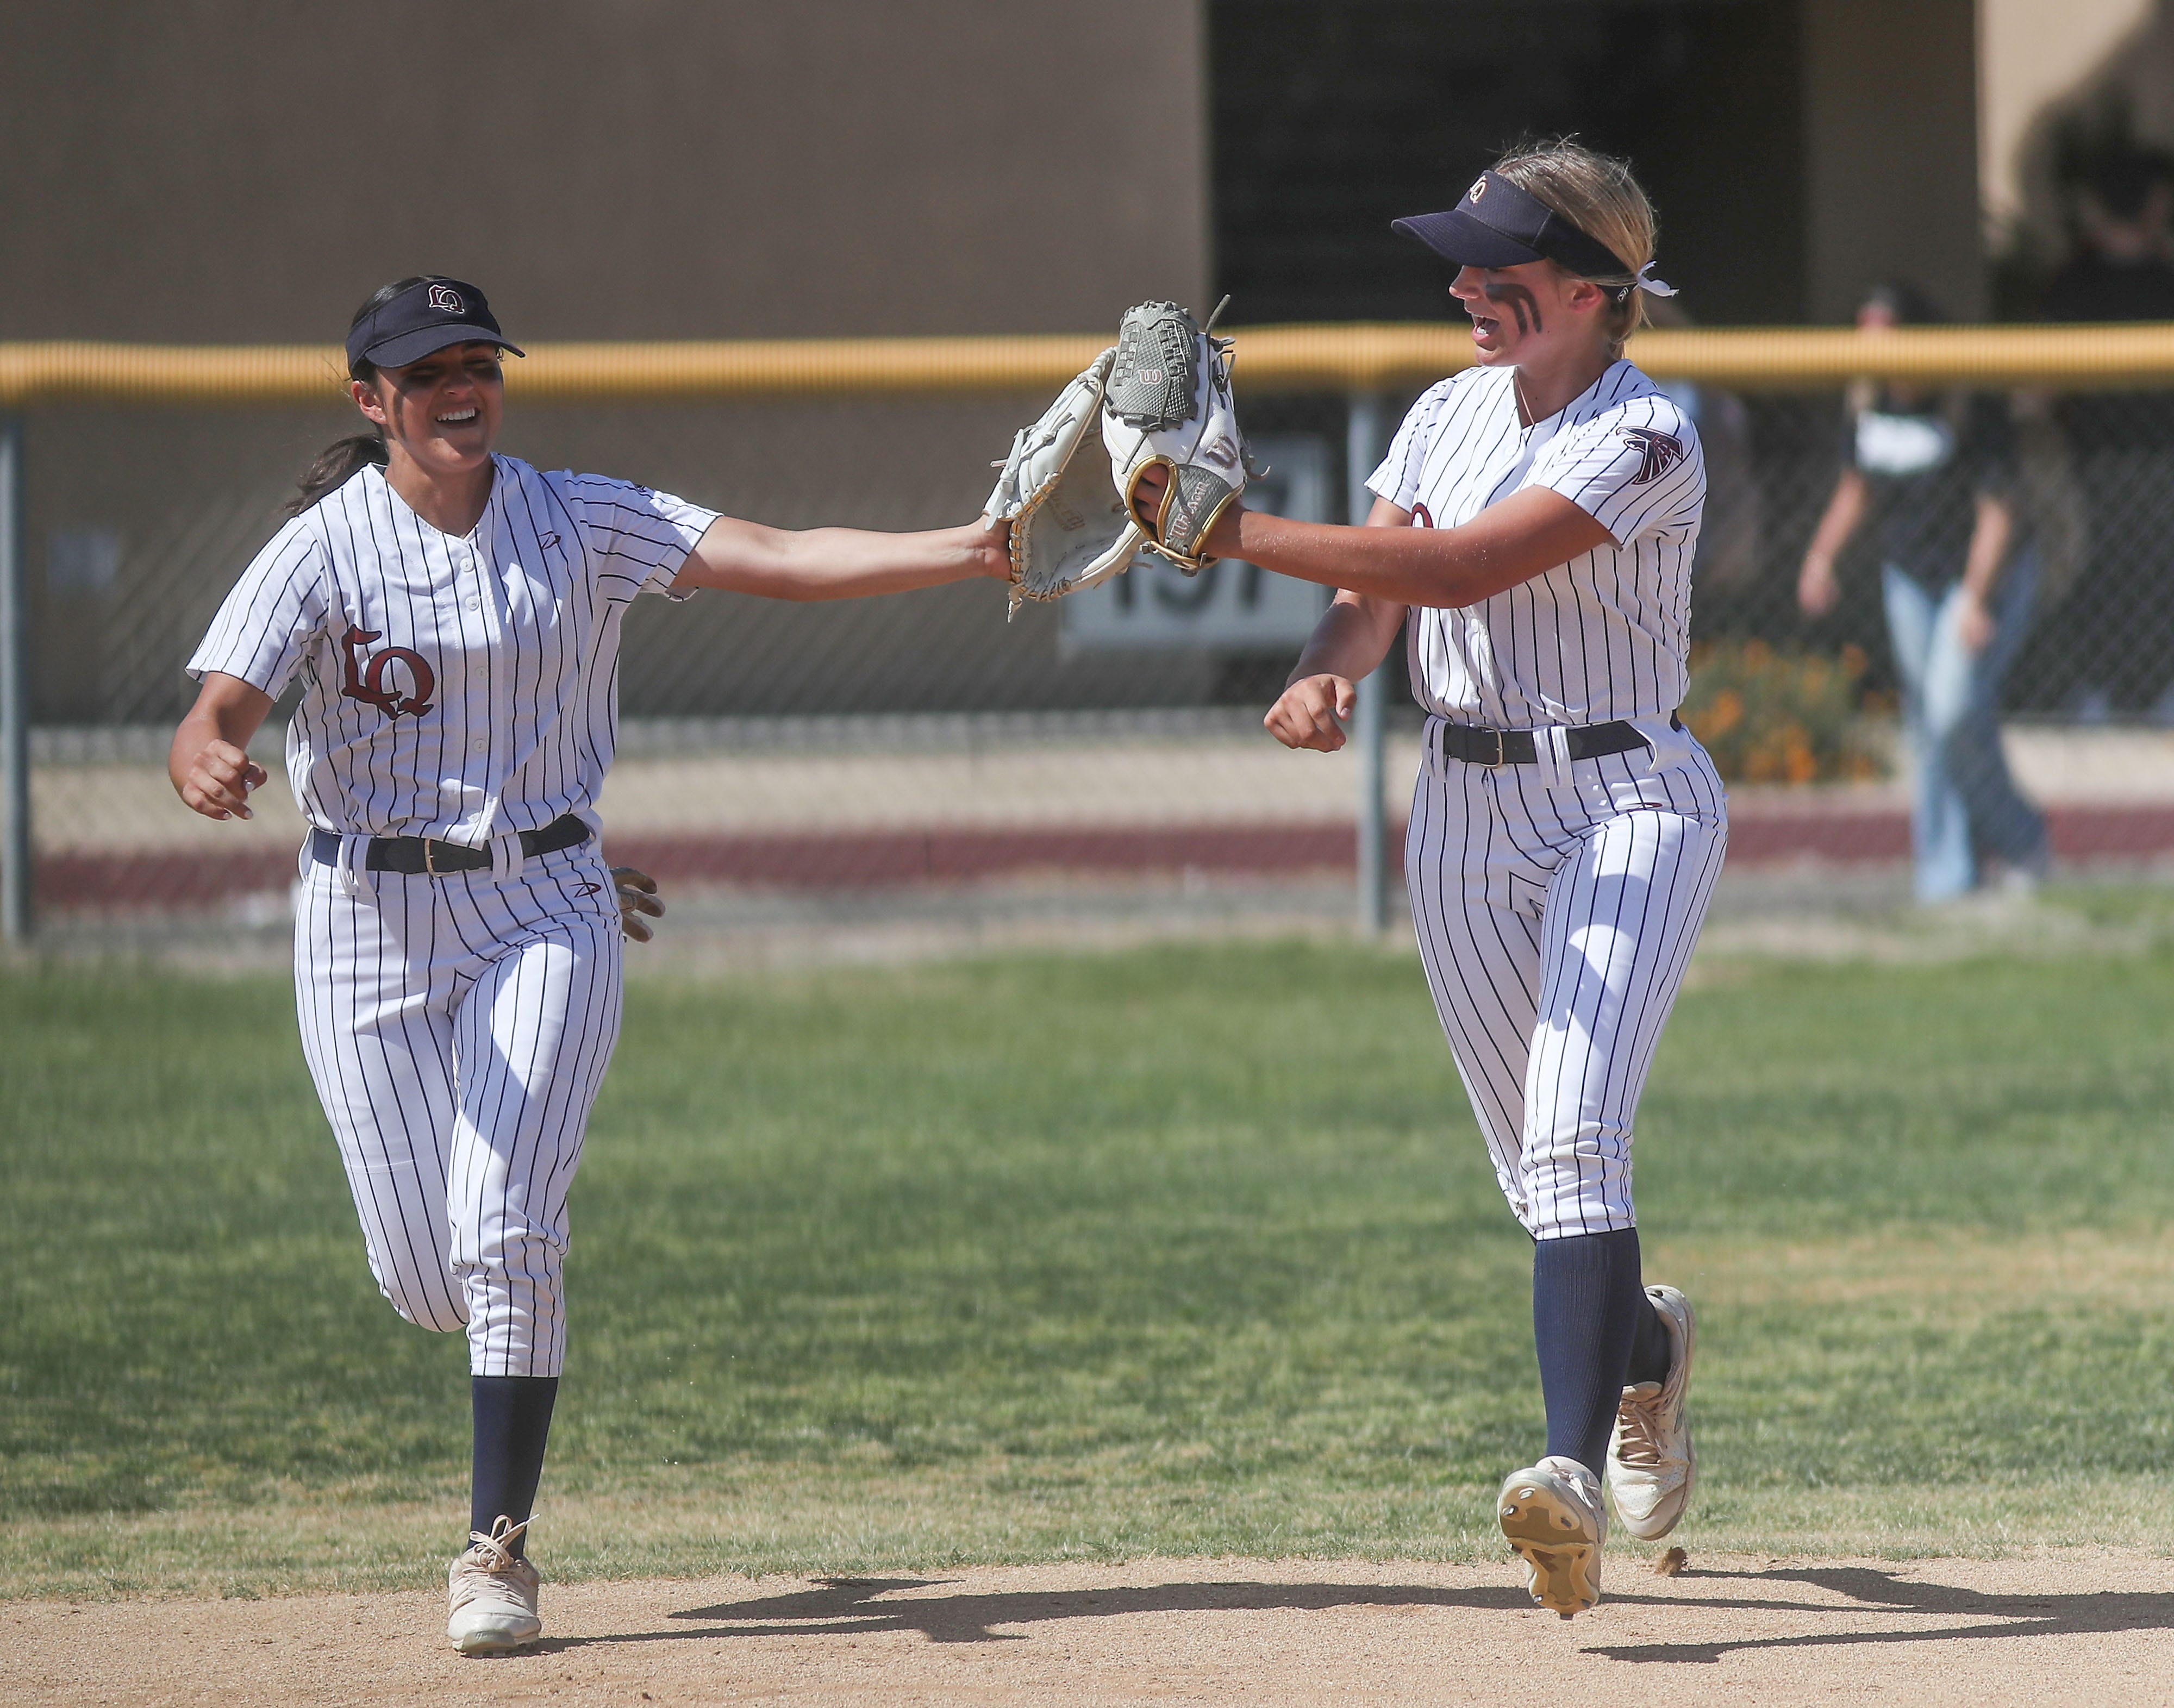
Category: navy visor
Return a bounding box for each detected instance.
[1392,171,1632,280]
[346,278,525,371]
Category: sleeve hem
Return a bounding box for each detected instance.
[644,511,722,600]
[184,659,285,691]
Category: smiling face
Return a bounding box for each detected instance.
[1447,261,1613,368]
[351,341,507,480]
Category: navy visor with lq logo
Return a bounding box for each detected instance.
[346,278,527,371]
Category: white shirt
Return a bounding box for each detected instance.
[1368,359,1704,728]
[188,455,719,841]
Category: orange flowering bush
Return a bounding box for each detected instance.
[1681,640,1888,784]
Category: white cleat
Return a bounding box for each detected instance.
[1607,1285,1697,1541]
[1497,1455,1606,1618]
[446,1514,542,1655]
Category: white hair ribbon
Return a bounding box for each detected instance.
[1635,261,1677,298]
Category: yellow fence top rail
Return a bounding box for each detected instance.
[10,323,2174,405]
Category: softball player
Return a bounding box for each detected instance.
[170,276,1010,1654]
[1136,141,1716,1617]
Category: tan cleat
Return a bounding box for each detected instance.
[1607,1285,1696,1541]
[447,1514,542,1655]
[1497,1455,1606,1618]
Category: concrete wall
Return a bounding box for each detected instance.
[1,0,1207,341]
[1802,0,1988,320]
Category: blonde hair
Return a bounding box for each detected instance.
[1490,138,1658,354]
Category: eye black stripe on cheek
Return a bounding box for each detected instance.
[1484,283,1541,335]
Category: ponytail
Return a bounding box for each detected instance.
[287,429,387,516]
[285,274,447,517]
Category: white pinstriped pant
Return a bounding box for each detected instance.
[1405,715,1728,1241]
[293,841,623,1377]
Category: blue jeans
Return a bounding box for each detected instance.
[1881,553,2048,902]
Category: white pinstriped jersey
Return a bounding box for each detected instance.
[1368,359,1704,728]
[189,455,719,842]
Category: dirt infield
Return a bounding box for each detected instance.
[7,1552,2168,1706]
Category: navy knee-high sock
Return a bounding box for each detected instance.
[1627,1284,1673,1387]
[1532,1228,1661,1478]
[471,1375,559,1558]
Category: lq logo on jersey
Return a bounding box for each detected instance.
[339,625,435,717]
[426,283,464,314]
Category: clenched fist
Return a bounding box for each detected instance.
[1265,673,1358,752]
[177,738,269,821]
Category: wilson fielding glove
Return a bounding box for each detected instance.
[1101,297,1253,573]
[983,347,1147,616]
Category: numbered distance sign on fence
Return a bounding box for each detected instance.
[1061,435,1332,653]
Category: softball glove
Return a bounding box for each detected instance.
[983,346,1146,616]
[1101,297,1255,573]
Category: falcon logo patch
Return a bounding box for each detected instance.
[1617,426,1686,485]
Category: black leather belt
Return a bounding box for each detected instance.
[1436,712,1678,767]
[309,812,591,876]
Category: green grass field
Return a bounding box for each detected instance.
[5,921,2174,1597]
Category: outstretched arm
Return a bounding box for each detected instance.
[1132,470,1614,609]
[1209,488,1611,608]
[171,671,274,820]
[670,516,1012,602]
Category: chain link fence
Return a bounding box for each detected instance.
[13,341,2174,940]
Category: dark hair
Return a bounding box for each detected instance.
[2090,146,2174,223]
[285,276,445,516]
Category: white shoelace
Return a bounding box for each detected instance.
[459,1512,535,1574]
[1615,1388,1667,1468]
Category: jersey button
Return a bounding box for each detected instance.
[466,597,481,612]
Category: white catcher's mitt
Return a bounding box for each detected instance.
[984,347,1146,616]
[1101,297,1254,573]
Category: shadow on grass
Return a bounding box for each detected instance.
[516,1566,2174,1660]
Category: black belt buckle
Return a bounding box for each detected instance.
[1440,723,1511,767]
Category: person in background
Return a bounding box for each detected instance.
[2041,146,2174,323]
[1799,283,2048,902]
